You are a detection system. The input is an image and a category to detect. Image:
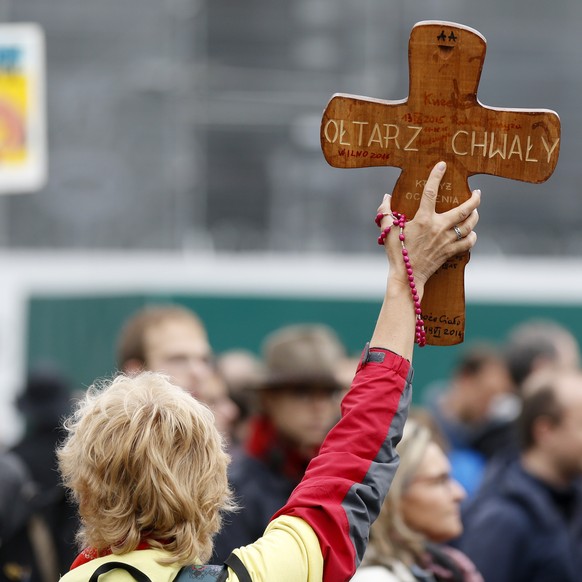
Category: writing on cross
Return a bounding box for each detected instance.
[320,20,561,346]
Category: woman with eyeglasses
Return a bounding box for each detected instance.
[352,418,484,582]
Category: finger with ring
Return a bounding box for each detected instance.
[453,225,463,241]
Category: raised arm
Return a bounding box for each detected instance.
[232,162,480,582]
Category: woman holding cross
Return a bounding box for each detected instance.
[57,161,480,582]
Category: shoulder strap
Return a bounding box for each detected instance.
[87,552,252,582]
[89,561,153,582]
[174,553,252,582]
[224,553,252,582]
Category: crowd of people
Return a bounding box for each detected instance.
[1,162,581,581]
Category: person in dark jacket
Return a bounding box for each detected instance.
[10,364,78,577]
[459,367,582,582]
[212,323,346,562]
[0,451,58,582]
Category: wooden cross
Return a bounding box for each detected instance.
[321,20,561,346]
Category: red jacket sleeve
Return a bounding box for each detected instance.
[272,345,413,582]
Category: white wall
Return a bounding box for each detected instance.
[2,250,581,445]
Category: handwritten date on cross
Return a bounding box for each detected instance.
[320,20,560,345]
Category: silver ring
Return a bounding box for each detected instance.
[453,225,463,241]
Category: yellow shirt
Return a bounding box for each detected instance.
[59,516,322,582]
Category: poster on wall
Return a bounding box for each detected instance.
[0,24,46,194]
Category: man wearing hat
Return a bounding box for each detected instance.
[212,323,346,562]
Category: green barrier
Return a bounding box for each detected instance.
[27,294,582,402]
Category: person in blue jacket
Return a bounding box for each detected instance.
[459,367,582,582]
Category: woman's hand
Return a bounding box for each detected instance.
[370,162,480,359]
[377,161,480,295]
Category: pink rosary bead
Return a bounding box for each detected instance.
[377,226,391,245]
[375,212,388,228]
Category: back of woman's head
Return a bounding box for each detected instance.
[57,372,234,565]
[365,418,432,567]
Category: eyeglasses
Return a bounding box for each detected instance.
[408,473,455,489]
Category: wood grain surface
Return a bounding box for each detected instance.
[321,20,561,345]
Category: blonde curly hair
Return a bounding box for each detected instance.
[57,372,235,566]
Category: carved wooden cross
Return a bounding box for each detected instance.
[321,21,561,346]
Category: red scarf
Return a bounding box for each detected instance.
[70,541,152,570]
[245,415,320,483]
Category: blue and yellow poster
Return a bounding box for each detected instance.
[0,24,46,193]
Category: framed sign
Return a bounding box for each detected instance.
[0,24,46,194]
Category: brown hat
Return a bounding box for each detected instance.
[255,324,346,390]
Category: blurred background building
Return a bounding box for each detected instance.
[2,0,581,254]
